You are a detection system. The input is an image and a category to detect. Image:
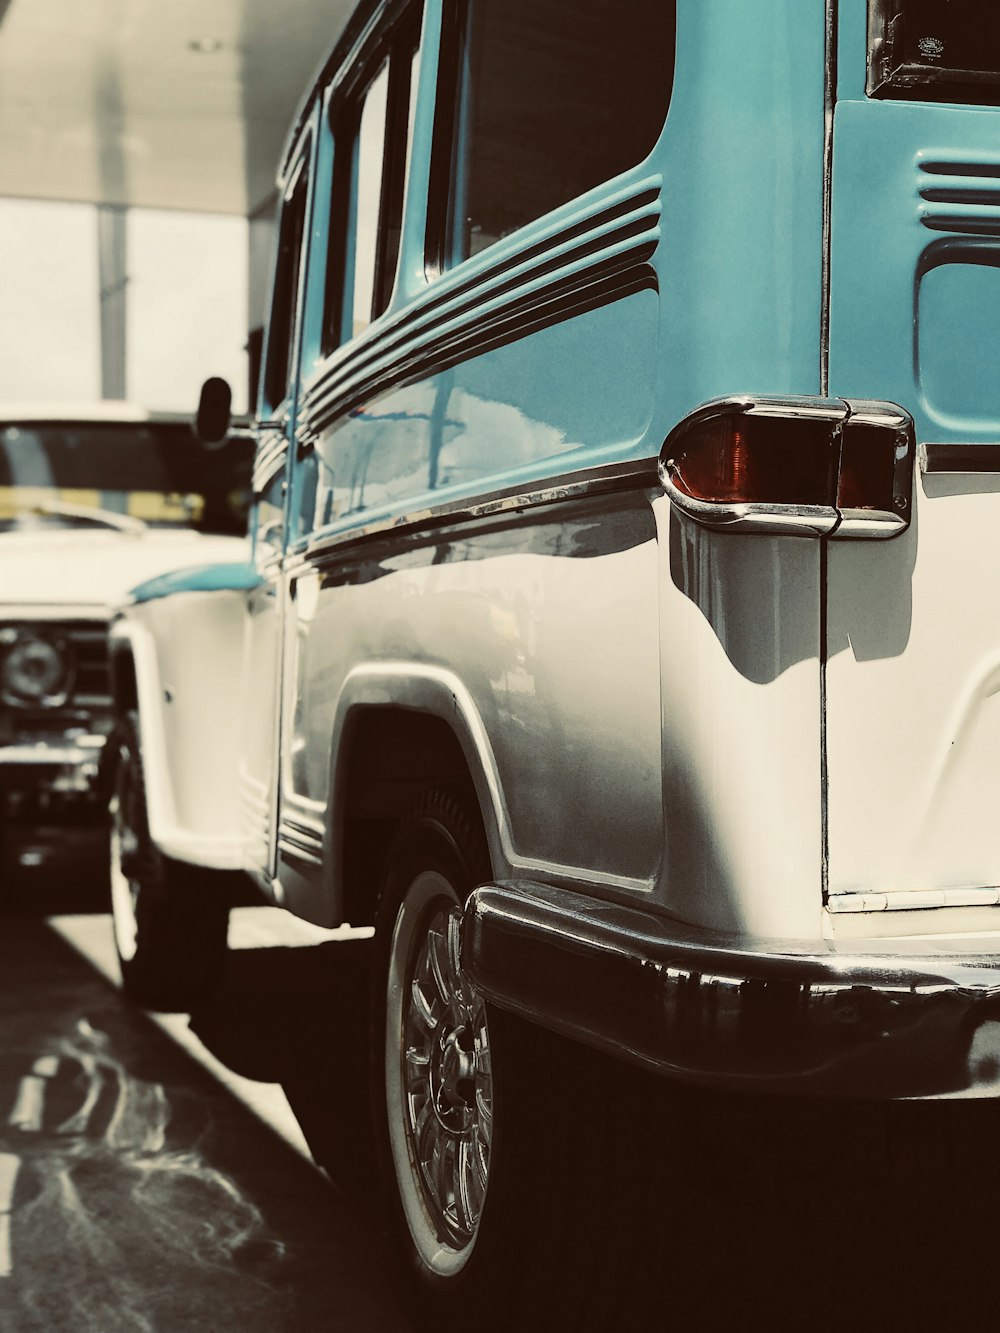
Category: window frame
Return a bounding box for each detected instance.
[425,0,676,277]
[261,143,314,417]
[322,3,424,355]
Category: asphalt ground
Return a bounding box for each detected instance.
[0,831,407,1333]
[5,827,1000,1332]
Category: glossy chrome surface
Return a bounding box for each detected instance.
[463,879,1000,1099]
[658,395,914,539]
[386,872,491,1275]
[289,455,658,569]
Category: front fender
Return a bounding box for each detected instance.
[110,587,248,870]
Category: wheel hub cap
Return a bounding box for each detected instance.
[400,899,492,1253]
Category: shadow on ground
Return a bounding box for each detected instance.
[6,863,1000,1332]
[0,916,407,1333]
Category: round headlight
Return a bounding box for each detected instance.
[1,632,70,705]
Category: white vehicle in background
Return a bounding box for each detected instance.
[0,403,252,877]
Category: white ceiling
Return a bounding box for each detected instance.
[0,0,355,217]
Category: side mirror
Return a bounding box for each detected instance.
[196,376,232,445]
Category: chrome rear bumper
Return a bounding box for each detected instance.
[462,880,1000,1099]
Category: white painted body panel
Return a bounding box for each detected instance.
[280,497,665,925]
[112,583,249,869]
[654,500,824,938]
[827,477,1000,908]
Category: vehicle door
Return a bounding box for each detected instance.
[240,121,317,888]
[825,0,1000,922]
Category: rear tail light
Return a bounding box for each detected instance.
[868,0,1000,103]
[659,396,914,539]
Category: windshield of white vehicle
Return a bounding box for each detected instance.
[0,421,253,536]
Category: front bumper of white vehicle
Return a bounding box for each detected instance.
[462,880,1000,1099]
[0,732,107,798]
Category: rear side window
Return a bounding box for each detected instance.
[324,9,423,351]
[432,0,675,269]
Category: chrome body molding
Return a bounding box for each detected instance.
[657,476,838,538]
[299,179,661,438]
[252,434,288,493]
[658,395,914,539]
[828,886,1000,913]
[285,455,660,571]
[462,880,1000,1099]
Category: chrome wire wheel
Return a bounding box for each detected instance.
[385,870,493,1279]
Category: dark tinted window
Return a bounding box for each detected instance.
[869,0,1000,100]
[0,423,253,536]
[436,0,675,267]
[263,156,311,412]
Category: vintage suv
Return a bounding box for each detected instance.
[0,404,250,870]
[108,0,1000,1324]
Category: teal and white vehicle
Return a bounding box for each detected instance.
[108,0,1000,1324]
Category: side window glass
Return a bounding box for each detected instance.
[262,154,311,415]
[351,63,390,339]
[324,8,423,352]
[434,0,675,268]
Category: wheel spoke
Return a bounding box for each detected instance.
[468,1131,488,1215]
[410,978,437,1034]
[455,1139,475,1233]
[434,1134,458,1218]
[427,928,453,1006]
[476,1088,493,1147]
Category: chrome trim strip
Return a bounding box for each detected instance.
[286,456,659,572]
[277,837,324,868]
[281,812,326,840]
[278,821,324,850]
[463,880,1000,1098]
[821,0,836,397]
[829,886,1000,913]
[920,442,1000,475]
[300,180,660,436]
[253,436,288,493]
[658,472,838,537]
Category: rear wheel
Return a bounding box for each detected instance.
[372,789,637,1331]
[109,711,229,1012]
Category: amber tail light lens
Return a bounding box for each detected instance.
[659,397,914,539]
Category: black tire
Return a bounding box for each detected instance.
[371,787,641,1333]
[109,710,229,1012]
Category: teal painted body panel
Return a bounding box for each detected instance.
[129,560,260,606]
[286,0,829,551]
